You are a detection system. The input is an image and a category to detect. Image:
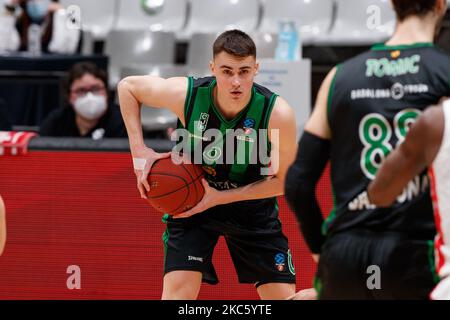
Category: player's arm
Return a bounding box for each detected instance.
[0,195,6,256]
[174,97,297,219]
[368,106,443,207]
[117,76,188,198]
[284,67,336,255]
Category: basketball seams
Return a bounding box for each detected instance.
[147,173,189,199]
[147,158,205,215]
[147,173,203,200]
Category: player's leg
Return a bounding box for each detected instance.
[224,214,296,300]
[256,282,295,300]
[162,214,220,300]
[162,270,202,300]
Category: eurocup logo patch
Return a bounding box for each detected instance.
[243,118,255,129]
[274,253,286,272]
[197,113,209,132]
[243,118,256,135]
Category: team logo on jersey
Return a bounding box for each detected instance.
[202,165,217,177]
[391,83,405,100]
[203,146,222,163]
[391,50,401,59]
[243,118,255,129]
[365,54,420,78]
[197,113,209,132]
[274,253,286,272]
[243,118,256,135]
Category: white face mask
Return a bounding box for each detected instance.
[73,92,107,120]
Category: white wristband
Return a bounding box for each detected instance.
[133,158,147,171]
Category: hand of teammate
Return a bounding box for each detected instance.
[286,288,317,300]
[131,147,171,199]
[174,179,223,219]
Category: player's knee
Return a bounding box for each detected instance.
[162,271,201,300]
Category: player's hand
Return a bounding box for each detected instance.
[286,288,317,300]
[131,147,171,199]
[312,254,320,263]
[174,179,223,219]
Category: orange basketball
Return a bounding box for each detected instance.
[146,157,205,215]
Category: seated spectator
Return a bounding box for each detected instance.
[0,99,12,131]
[40,62,127,139]
[2,0,80,54]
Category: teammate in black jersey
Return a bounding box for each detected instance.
[118,30,314,300]
[286,0,450,299]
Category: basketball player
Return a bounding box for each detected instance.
[118,30,310,300]
[285,0,450,299]
[0,195,6,256]
[368,99,450,300]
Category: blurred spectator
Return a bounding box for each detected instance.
[1,0,80,54]
[40,62,127,139]
[0,99,12,131]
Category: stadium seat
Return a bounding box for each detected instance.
[114,0,188,32]
[258,0,333,45]
[59,0,118,39]
[104,30,176,87]
[249,32,278,59]
[317,0,395,45]
[186,32,218,77]
[180,0,261,39]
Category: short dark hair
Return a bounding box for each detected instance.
[213,30,256,58]
[65,62,108,95]
[392,0,438,21]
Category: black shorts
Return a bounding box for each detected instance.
[162,198,296,287]
[316,229,438,299]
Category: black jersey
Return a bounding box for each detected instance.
[179,76,278,191]
[325,43,450,237]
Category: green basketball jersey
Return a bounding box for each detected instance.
[325,43,450,237]
[179,76,278,191]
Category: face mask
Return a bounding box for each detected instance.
[26,0,50,23]
[73,92,107,121]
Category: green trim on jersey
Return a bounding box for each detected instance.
[327,65,340,128]
[370,42,434,51]
[209,79,253,128]
[313,276,322,299]
[262,94,278,131]
[162,214,170,268]
[263,94,278,153]
[428,240,440,284]
[184,77,194,124]
[322,185,337,236]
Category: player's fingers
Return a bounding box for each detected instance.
[157,152,172,160]
[138,167,151,192]
[137,182,147,199]
[201,179,209,192]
